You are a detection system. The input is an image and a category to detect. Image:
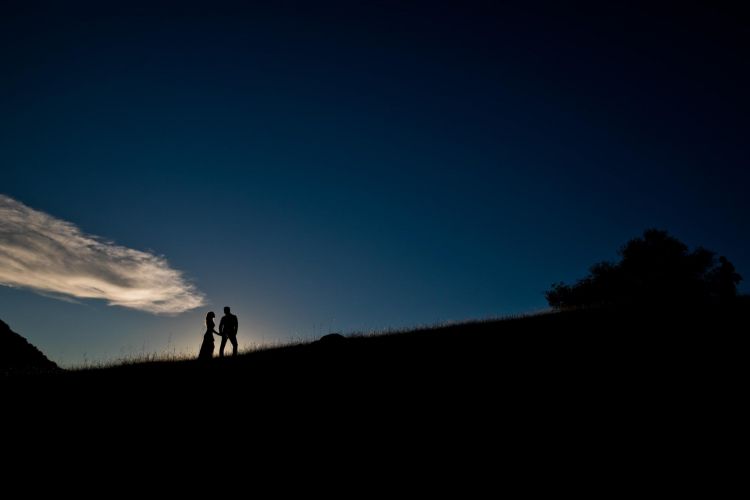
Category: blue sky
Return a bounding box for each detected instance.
[1,2,748,365]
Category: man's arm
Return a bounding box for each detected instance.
[219,317,225,335]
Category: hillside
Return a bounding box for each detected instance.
[4,303,744,480]
[7,303,745,393]
[0,319,58,375]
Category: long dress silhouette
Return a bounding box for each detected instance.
[199,312,220,360]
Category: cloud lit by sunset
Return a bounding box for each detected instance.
[0,195,204,314]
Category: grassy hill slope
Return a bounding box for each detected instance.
[0,319,59,376]
[9,304,744,398]
[4,304,744,482]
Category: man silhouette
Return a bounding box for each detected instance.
[219,306,239,357]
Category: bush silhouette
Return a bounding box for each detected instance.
[546,229,742,309]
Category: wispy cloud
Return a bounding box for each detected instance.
[0,195,205,314]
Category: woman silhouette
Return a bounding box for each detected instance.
[198,311,220,360]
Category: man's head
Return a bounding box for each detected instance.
[224,306,231,315]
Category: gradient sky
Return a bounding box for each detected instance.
[1,2,748,366]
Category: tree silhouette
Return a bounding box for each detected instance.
[546,229,742,309]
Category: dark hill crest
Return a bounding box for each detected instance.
[1,319,58,375]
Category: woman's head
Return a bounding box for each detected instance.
[205,311,215,325]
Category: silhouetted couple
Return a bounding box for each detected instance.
[198,306,239,360]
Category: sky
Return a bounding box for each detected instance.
[1,1,748,366]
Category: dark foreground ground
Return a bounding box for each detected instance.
[4,304,744,486]
[8,304,745,404]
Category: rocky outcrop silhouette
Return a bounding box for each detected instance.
[1,319,58,375]
[318,333,346,344]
